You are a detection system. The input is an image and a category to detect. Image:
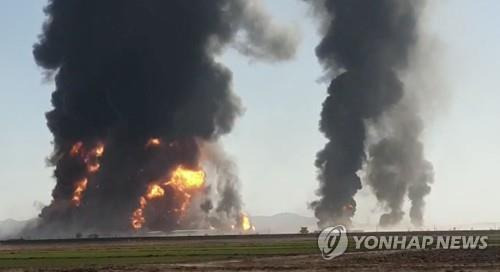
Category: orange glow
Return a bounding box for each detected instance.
[69,142,105,206]
[146,138,161,148]
[70,142,83,157]
[131,184,165,230]
[163,165,205,216]
[72,178,88,207]
[92,142,105,157]
[130,165,206,230]
[86,143,105,174]
[164,166,205,191]
[131,197,147,230]
[241,213,252,231]
[87,163,100,173]
[131,209,145,230]
[139,196,147,207]
[146,184,165,200]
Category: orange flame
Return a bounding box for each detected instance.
[164,165,205,191]
[131,197,147,230]
[69,142,105,206]
[70,142,83,157]
[131,184,166,230]
[130,165,205,230]
[146,184,165,200]
[165,166,205,215]
[146,138,161,148]
[92,142,105,157]
[87,163,100,173]
[85,143,105,170]
[72,178,88,207]
[240,213,253,231]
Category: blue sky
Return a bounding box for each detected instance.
[0,0,499,228]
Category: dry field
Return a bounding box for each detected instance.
[0,231,499,271]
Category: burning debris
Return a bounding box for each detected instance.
[68,142,105,206]
[145,138,161,149]
[31,0,298,237]
[129,164,205,230]
[307,0,433,227]
[130,164,206,230]
[71,178,88,207]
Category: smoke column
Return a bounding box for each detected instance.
[367,101,433,227]
[31,0,298,237]
[307,0,433,227]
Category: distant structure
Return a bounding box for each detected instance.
[299,227,309,234]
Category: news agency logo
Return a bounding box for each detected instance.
[318,225,489,260]
[317,225,348,260]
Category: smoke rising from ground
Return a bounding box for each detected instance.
[30,0,297,237]
[366,101,434,227]
[198,142,244,229]
[307,0,433,227]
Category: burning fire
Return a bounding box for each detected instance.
[164,165,205,190]
[240,213,255,232]
[131,197,147,230]
[230,213,255,232]
[131,165,206,230]
[72,178,88,206]
[146,184,165,199]
[131,183,166,230]
[69,142,105,207]
[165,166,205,214]
[92,143,105,157]
[87,163,100,173]
[70,142,83,156]
[85,142,104,173]
[241,213,251,231]
[146,138,161,148]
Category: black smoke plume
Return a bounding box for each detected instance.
[30,0,297,237]
[308,0,432,227]
[367,102,433,227]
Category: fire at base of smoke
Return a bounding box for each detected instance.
[29,0,299,237]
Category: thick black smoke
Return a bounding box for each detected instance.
[31,0,297,237]
[308,0,432,227]
[367,102,433,227]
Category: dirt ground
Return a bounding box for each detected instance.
[1,233,499,272]
[157,247,500,272]
[3,247,496,272]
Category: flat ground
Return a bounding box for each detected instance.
[0,231,499,271]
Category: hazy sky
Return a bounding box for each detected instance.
[0,0,499,228]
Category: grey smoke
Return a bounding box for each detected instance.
[199,141,243,229]
[366,101,434,227]
[232,0,300,61]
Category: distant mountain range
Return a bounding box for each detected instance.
[0,213,316,239]
[1,215,498,240]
